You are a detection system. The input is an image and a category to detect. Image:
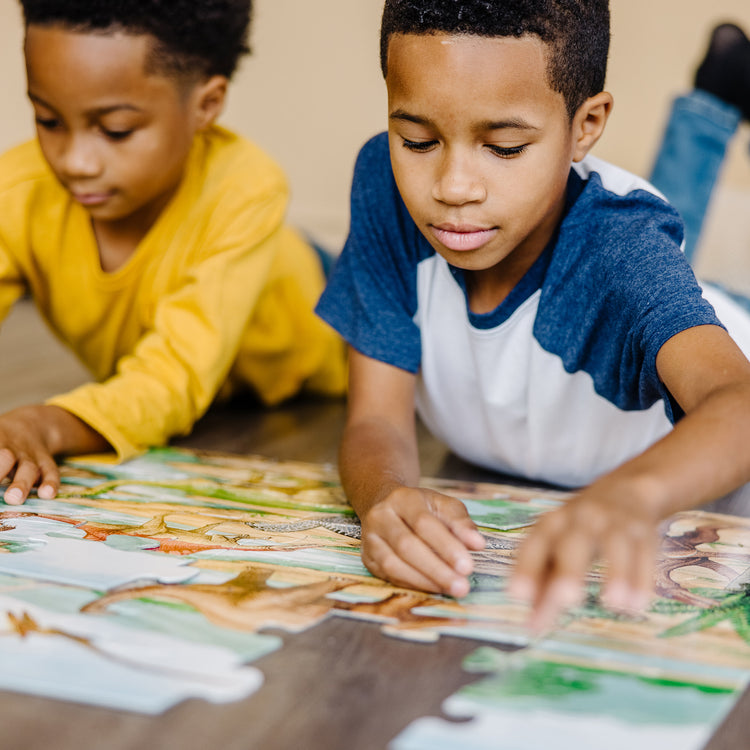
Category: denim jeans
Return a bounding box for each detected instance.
[649,90,742,264]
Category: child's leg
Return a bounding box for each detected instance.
[649,92,740,264]
[649,23,750,265]
[694,23,750,122]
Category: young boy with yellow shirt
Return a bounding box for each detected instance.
[0,0,346,505]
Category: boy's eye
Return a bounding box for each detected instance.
[35,117,60,131]
[402,138,438,153]
[486,144,528,158]
[102,128,134,141]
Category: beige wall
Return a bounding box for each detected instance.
[2,0,750,256]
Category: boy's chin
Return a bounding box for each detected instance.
[80,200,140,224]
[428,243,505,273]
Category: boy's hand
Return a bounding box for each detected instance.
[360,486,486,597]
[0,405,108,505]
[0,405,62,504]
[507,487,659,634]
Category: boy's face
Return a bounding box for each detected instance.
[386,33,599,301]
[24,26,212,233]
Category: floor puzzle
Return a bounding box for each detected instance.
[0,446,748,745]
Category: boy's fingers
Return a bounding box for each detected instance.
[0,448,17,482]
[627,531,657,610]
[601,526,656,612]
[433,499,486,550]
[401,500,476,578]
[528,576,584,634]
[508,515,565,602]
[600,532,632,610]
[4,458,41,505]
[36,454,60,499]
[525,528,595,631]
[537,528,595,601]
[364,532,468,596]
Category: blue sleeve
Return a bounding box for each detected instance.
[536,177,723,421]
[315,133,428,374]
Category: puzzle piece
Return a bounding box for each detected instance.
[391,647,746,750]
[1,446,750,722]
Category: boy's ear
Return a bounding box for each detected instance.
[571,91,613,162]
[193,75,228,130]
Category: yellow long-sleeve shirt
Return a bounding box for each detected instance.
[0,126,346,459]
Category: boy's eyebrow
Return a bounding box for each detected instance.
[389,109,540,131]
[389,110,431,126]
[477,118,540,132]
[89,104,144,116]
[27,92,143,116]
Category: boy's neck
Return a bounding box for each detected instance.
[463,233,554,315]
[91,204,161,273]
[89,177,183,272]
[464,269,512,314]
[92,223,140,273]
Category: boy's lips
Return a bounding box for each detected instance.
[71,190,114,207]
[429,224,498,252]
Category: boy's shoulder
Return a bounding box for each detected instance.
[555,154,685,275]
[197,125,289,200]
[572,154,668,204]
[349,131,419,245]
[352,132,394,191]
[567,155,681,245]
[356,131,390,165]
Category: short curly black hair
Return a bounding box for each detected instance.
[19,0,252,80]
[380,0,610,119]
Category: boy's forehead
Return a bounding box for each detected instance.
[26,25,166,81]
[26,26,140,69]
[23,24,194,118]
[386,31,550,80]
[385,32,561,119]
[25,25,182,100]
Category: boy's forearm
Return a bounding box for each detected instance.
[41,405,111,457]
[511,381,750,632]
[338,416,421,518]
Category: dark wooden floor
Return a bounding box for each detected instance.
[0,299,748,749]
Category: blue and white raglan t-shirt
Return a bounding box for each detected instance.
[316,133,750,488]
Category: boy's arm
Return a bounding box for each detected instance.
[1,230,275,504]
[1,178,305,504]
[341,347,485,597]
[509,323,750,632]
[0,244,101,503]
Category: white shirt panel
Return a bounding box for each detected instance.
[414,255,672,487]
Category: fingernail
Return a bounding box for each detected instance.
[528,610,553,636]
[38,484,55,499]
[507,577,534,602]
[454,557,473,576]
[603,582,628,610]
[4,488,23,505]
[557,579,582,608]
[470,531,486,548]
[450,578,470,598]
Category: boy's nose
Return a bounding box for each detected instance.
[432,152,486,205]
[61,135,103,179]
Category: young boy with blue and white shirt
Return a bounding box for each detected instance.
[316,0,750,632]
